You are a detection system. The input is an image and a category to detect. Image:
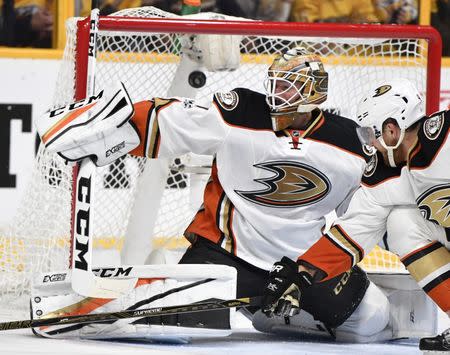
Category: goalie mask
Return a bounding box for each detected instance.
[355,78,425,167]
[264,47,328,131]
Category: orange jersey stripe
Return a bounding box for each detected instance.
[299,235,353,281]
[186,162,224,244]
[426,278,450,312]
[129,100,154,157]
[42,103,96,144]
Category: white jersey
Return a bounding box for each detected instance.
[132,88,369,270]
[319,110,450,259]
[299,110,450,314]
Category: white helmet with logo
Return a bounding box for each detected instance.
[355,78,425,167]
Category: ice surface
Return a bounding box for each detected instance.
[2,301,449,355]
[1,327,423,355]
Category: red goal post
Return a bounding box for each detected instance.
[74,16,442,112]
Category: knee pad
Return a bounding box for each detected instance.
[338,282,390,337]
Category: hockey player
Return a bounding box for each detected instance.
[283,79,450,351]
[36,47,392,342]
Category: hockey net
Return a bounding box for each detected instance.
[0,6,441,314]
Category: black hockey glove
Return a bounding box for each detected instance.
[262,256,313,318]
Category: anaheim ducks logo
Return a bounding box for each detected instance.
[215,91,239,111]
[363,153,378,178]
[423,113,444,140]
[235,161,331,208]
[417,184,450,228]
[373,85,392,97]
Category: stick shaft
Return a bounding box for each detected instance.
[0,296,261,331]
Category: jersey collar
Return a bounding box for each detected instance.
[278,109,325,139]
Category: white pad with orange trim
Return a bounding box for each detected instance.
[36,81,139,166]
[30,265,237,342]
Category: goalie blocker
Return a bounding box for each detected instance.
[36,81,140,167]
[35,20,244,167]
[31,264,237,342]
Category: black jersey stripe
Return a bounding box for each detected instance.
[423,270,450,293]
[402,241,442,267]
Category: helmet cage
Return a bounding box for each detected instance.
[265,69,314,113]
[264,65,328,115]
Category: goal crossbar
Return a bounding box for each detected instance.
[74,16,442,113]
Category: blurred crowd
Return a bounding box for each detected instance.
[0,0,448,55]
[0,0,53,47]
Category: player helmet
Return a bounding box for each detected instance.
[264,46,328,131]
[355,78,425,167]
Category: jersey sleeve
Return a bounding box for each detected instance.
[129,97,229,159]
[334,185,359,218]
[298,186,391,280]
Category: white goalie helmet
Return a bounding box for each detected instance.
[355,78,425,167]
[264,46,328,131]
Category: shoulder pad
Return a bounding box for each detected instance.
[422,110,449,141]
[310,111,371,162]
[410,110,450,168]
[214,91,240,111]
[213,88,272,130]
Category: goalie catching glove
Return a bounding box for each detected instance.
[36,81,140,166]
[262,256,313,317]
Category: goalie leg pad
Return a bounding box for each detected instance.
[179,236,268,300]
[337,274,438,341]
[336,281,390,340]
[370,273,438,339]
[31,264,237,342]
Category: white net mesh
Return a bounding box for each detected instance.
[0,6,437,314]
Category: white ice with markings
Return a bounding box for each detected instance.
[0,327,424,355]
[2,310,449,355]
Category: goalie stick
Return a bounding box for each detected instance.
[0,296,262,331]
[69,4,137,298]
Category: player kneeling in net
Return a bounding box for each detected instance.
[35,47,409,343]
[295,79,449,351]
